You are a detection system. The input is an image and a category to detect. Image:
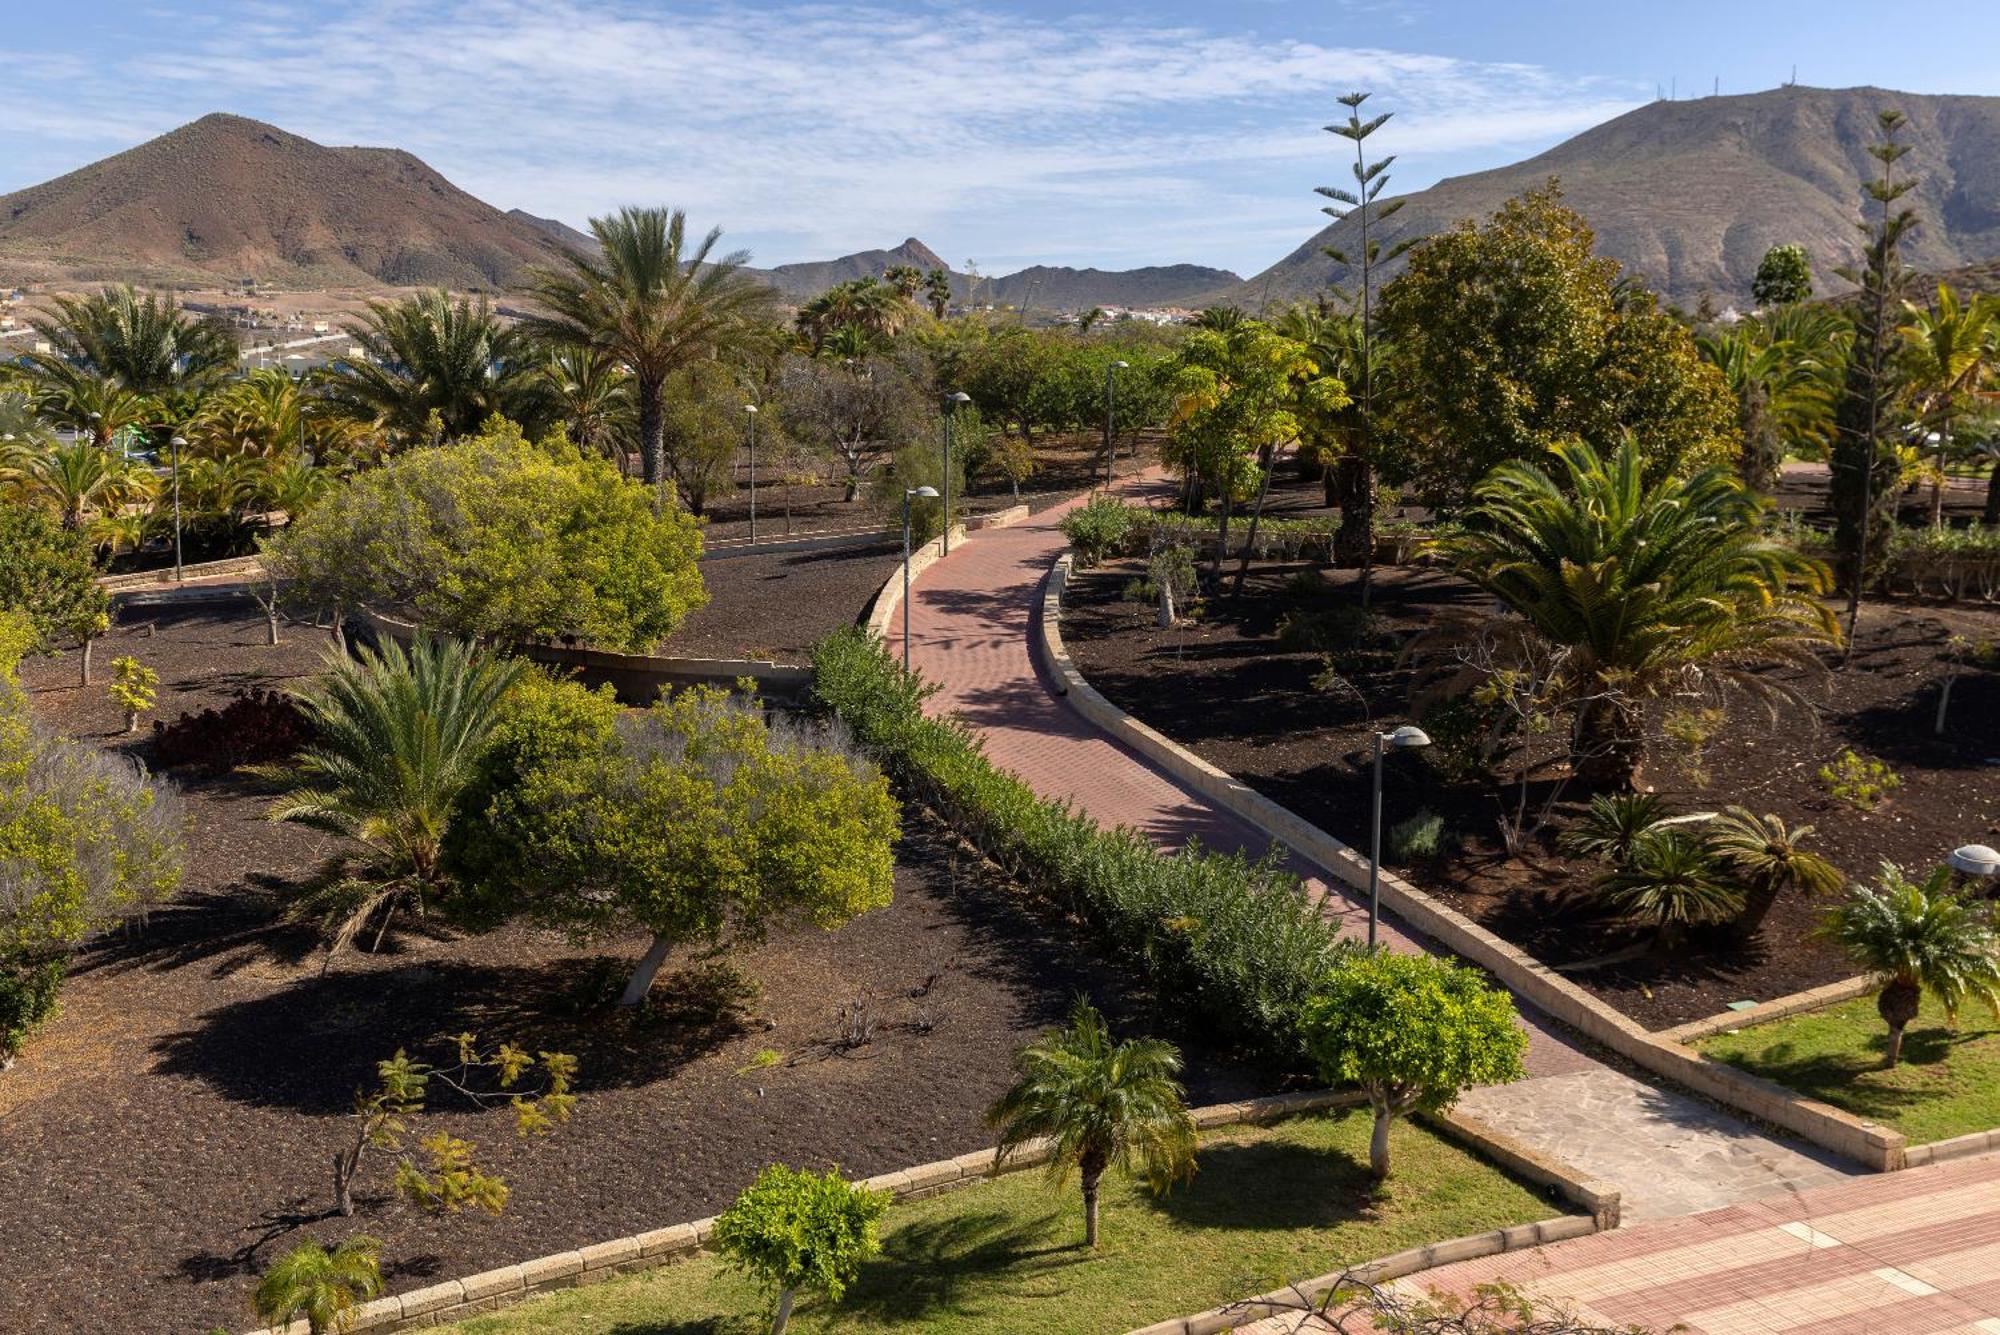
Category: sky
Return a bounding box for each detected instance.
[3,1,1998,277]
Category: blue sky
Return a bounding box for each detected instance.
[4,1,1997,276]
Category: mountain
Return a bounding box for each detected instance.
[506,208,598,254]
[0,114,583,289]
[1236,86,2000,310]
[742,237,949,301]
[979,262,1238,311]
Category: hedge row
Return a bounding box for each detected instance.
[811,626,1351,1068]
[1782,517,2000,603]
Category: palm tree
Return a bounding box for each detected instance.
[1819,864,2000,1067]
[3,437,155,531]
[318,290,536,445]
[985,998,1197,1249]
[534,345,635,467]
[520,206,772,487]
[1598,830,1742,951]
[795,277,916,354]
[1708,806,1845,938]
[17,361,156,446]
[22,284,235,396]
[256,636,524,963]
[1435,435,1839,789]
[1557,792,1669,865]
[252,1236,385,1335]
[1899,283,1999,526]
[1697,322,1840,494]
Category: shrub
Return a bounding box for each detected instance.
[1275,604,1388,657]
[1060,496,1137,566]
[1387,809,1450,865]
[811,627,1354,1066]
[252,1236,385,1335]
[1558,792,1670,865]
[1120,576,1157,604]
[1819,749,1901,811]
[0,503,107,653]
[1418,691,1519,786]
[107,655,158,733]
[713,1164,889,1335]
[149,689,312,772]
[1597,829,1742,948]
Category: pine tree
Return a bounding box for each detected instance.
[1830,110,1918,657]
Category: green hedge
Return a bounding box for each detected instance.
[811,627,1352,1068]
[1779,516,2000,603]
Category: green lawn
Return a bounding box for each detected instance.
[444,1113,1563,1335]
[1700,993,2000,1144]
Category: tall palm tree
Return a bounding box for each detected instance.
[520,206,772,487]
[985,998,1197,1249]
[1598,830,1742,951]
[795,277,917,354]
[16,361,156,446]
[1697,322,1840,493]
[1819,864,2000,1067]
[22,284,236,396]
[255,636,524,963]
[1709,806,1845,938]
[1899,283,1999,526]
[318,290,536,445]
[1434,435,1840,789]
[252,1236,384,1335]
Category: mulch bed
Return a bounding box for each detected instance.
[2,606,1273,1335]
[1062,558,2000,1032]
[669,541,905,662]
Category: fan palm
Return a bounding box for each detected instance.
[255,636,524,963]
[1434,434,1839,789]
[252,1235,384,1335]
[1697,324,1839,493]
[318,289,537,445]
[985,998,1197,1249]
[1899,283,1999,526]
[1598,830,1742,950]
[1708,806,1845,938]
[1819,864,2000,1067]
[519,206,772,487]
[22,284,236,395]
[795,277,917,353]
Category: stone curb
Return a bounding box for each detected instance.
[96,554,266,591]
[860,502,1034,642]
[1040,551,1908,1174]
[235,1088,1370,1335]
[1903,1127,2000,1168]
[1658,975,1879,1044]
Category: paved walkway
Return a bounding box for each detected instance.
[903,486,1854,1224]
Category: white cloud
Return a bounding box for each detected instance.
[0,1,1645,274]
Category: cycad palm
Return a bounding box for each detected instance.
[1708,806,1844,938]
[1819,864,2000,1067]
[1557,792,1669,865]
[1598,830,1742,950]
[1435,434,1838,789]
[252,1236,384,1335]
[1899,283,1999,526]
[520,206,772,487]
[985,999,1197,1249]
[257,636,523,961]
[23,284,235,395]
[319,290,535,444]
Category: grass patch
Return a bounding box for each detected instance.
[443,1112,1562,1335]
[1699,992,2000,1144]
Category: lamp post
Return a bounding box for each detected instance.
[1104,359,1128,488]
[169,435,187,583]
[743,404,759,542]
[1367,725,1431,947]
[902,485,940,667]
[941,391,969,555]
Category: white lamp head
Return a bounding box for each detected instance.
[1111,359,1129,369]
[743,404,758,414]
[1384,725,1431,750]
[1948,844,2000,877]
[910,485,940,499]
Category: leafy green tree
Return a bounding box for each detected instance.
[1709,807,1845,938]
[261,421,707,651]
[1434,435,1838,788]
[986,998,1197,1248]
[457,685,898,1006]
[1831,110,1920,642]
[21,284,235,395]
[255,636,524,964]
[713,1164,889,1335]
[961,328,1064,445]
[776,350,929,501]
[1899,283,1998,527]
[1376,184,1738,509]
[1752,244,1814,308]
[251,1236,385,1335]
[870,435,966,545]
[659,357,748,514]
[1819,864,2000,1067]
[0,502,110,658]
[1303,951,1526,1178]
[1597,830,1741,950]
[522,207,773,487]
[108,654,158,733]
[318,289,540,445]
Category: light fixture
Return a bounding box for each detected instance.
[1948,844,2000,878]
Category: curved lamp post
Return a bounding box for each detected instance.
[168,435,188,582]
[1368,724,1431,947]
[1104,359,1129,488]
[743,404,759,542]
[941,392,970,555]
[902,485,940,667]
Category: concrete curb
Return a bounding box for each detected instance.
[1040,551,1908,1174]
[1659,975,1879,1045]
[860,503,1032,645]
[1904,1127,2000,1168]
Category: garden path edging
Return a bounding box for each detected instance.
[1040,551,1907,1174]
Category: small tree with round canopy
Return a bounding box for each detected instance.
[712,1164,888,1335]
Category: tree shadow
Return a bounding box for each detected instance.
[1145,1134,1381,1231]
[837,1207,1083,1324]
[1714,1023,1990,1117]
[69,878,327,982]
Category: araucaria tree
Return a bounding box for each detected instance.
[1830,110,1919,648]
[1303,951,1525,1178]
[1435,436,1838,789]
[985,998,1197,1248]
[521,206,772,487]
[1818,864,2000,1068]
[713,1165,889,1335]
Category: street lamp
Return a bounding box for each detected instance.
[902,486,941,667]
[941,391,970,555]
[1367,725,1431,947]
[1948,844,2000,880]
[1104,360,1129,488]
[743,404,759,542]
[168,435,187,583]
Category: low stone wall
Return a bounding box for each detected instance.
[1658,975,1878,1045]
[700,525,892,561]
[1905,1127,2000,1168]
[97,555,265,591]
[1041,553,1908,1174]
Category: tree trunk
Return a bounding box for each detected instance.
[1733,875,1783,940]
[266,606,280,646]
[619,934,674,1008]
[770,1286,797,1335]
[1984,461,2000,526]
[1212,490,1231,582]
[333,1150,356,1218]
[1157,578,1175,628]
[125,710,139,734]
[1879,977,1920,1068]
[1232,451,1279,596]
[637,371,665,487]
[1574,694,1644,791]
[1930,416,1949,528]
[1079,1153,1107,1249]
[79,633,93,687]
[1368,1100,1394,1179]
